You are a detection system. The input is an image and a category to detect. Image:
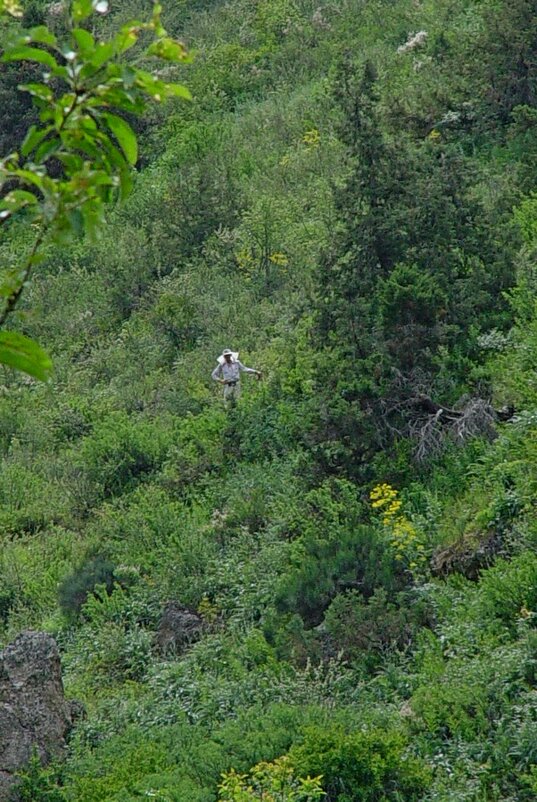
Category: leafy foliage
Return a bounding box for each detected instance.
[218,756,325,802]
[0,0,190,378]
[290,727,430,802]
[1,1,537,802]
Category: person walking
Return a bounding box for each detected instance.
[212,348,261,403]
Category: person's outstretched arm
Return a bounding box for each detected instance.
[237,360,261,377]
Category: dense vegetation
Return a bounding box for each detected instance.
[2,0,537,800]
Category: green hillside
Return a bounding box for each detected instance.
[1,0,537,800]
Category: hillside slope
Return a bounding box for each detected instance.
[1,1,537,800]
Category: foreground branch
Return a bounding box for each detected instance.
[0,227,45,327]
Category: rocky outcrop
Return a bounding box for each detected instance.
[430,530,504,581]
[155,602,203,654]
[0,631,73,800]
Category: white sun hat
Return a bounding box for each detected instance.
[217,348,239,365]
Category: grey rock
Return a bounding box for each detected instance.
[155,601,202,654]
[0,631,73,800]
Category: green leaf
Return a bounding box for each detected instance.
[28,26,57,46]
[121,65,137,88]
[19,82,54,102]
[2,45,58,68]
[151,3,165,36]
[21,124,53,157]
[90,41,114,67]
[0,331,52,381]
[163,82,192,100]
[67,208,84,237]
[1,189,38,206]
[9,167,46,191]
[103,113,138,165]
[114,24,141,54]
[134,70,191,101]
[50,64,69,80]
[88,86,144,115]
[57,153,84,173]
[72,28,95,56]
[146,37,189,62]
[34,137,60,163]
[72,0,92,23]
[80,196,105,241]
[0,190,38,219]
[117,165,133,198]
[93,132,133,198]
[63,132,99,160]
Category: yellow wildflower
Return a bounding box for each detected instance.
[302,128,320,148]
[370,482,427,571]
[269,252,289,266]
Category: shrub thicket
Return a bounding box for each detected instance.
[1,0,537,800]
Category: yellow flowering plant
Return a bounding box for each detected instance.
[370,483,427,573]
[302,128,320,148]
[218,756,325,802]
[269,252,289,266]
[197,594,220,624]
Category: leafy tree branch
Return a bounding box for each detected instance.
[0,0,191,379]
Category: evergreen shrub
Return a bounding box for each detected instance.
[58,555,116,620]
[276,481,406,627]
[324,588,426,672]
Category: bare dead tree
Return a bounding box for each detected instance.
[409,395,515,462]
[412,409,447,462]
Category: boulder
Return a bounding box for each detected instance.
[0,631,73,800]
[155,601,202,654]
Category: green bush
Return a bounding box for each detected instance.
[77,412,170,500]
[0,460,68,536]
[65,730,180,802]
[410,667,491,741]
[323,588,426,672]
[86,484,217,606]
[219,755,324,802]
[159,407,226,491]
[58,555,116,621]
[69,619,154,687]
[290,726,431,802]
[477,552,537,629]
[15,751,65,802]
[275,481,406,627]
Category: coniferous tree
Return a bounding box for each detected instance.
[312,59,514,477]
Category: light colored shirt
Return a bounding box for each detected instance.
[212,359,257,383]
